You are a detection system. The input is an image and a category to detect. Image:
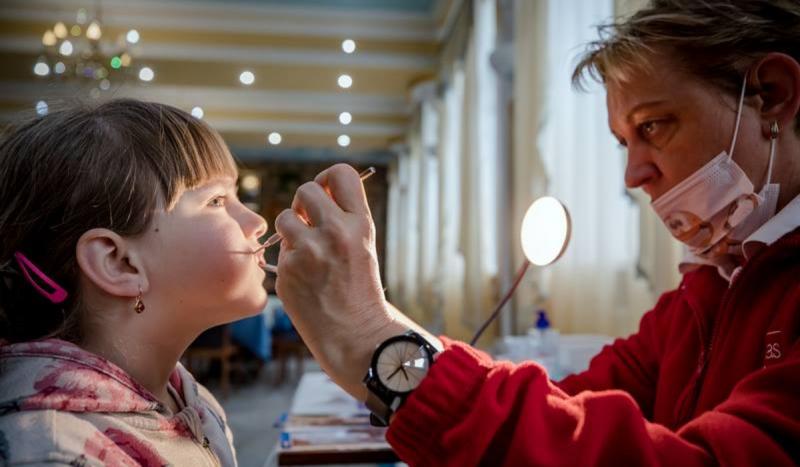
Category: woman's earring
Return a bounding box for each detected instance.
[134,286,145,314]
[770,121,780,139]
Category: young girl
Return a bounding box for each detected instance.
[0,99,268,466]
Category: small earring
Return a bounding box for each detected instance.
[770,121,780,140]
[134,286,145,314]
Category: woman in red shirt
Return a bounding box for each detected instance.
[274,1,800,464]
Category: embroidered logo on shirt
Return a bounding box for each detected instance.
[763,330,785,367]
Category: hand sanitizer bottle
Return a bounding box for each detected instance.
[527,310,560,378]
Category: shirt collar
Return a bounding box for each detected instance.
[680,193,800,281]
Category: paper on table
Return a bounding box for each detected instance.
[289,372,366,417]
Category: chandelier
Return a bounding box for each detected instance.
[33,7,153,92]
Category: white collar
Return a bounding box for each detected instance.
[680,193,800,281]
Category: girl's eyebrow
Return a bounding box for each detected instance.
[188,177,237,196]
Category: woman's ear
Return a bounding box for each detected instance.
[76,228,147,298]
[750,53,800,137]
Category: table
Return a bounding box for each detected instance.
[276,372,399,465]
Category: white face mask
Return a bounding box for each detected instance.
[651,74,780,260]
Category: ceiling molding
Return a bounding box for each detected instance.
[435,0,464,42]
[232,146,394,165]
[0,36,435,71]
[0,81,410,116]
[210,118,405,136]
[0,0,438,42]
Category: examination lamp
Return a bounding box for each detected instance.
[470,196,571,345]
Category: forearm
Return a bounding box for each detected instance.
[303,301,440,402]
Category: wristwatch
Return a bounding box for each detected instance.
[363,330,438,426]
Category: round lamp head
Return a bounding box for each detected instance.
[520,196,571,266]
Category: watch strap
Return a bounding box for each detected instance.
[364,390,391,427]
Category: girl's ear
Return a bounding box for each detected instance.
[76,228,147,298]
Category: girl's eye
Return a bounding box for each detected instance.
[208,196,226,207]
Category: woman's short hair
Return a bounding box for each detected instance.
[573,0,800,130]
[0,99,237,343]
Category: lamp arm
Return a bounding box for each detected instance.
[469,261,531,346]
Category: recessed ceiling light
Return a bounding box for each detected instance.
[33,61,50,76]
[337,74,352,89]
[138,66,154,82]
[59,40,73,56]
[338,111,352,125]
[240,71,255,85]
[268,132,282,145]
[342,39,356,54]
[126,29,140,44]
[36,100,48,116]
[191,106,204,119]
[337,134,350,147]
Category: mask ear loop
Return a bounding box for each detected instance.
[728,72,749,158]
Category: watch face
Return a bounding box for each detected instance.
[375,339,431,393]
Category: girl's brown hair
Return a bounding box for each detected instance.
[0,99,237,343]
[573,0,800,131]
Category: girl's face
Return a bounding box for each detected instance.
[135,175,268,328]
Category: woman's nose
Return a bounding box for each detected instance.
[624,146,659,190]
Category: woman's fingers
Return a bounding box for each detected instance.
[314,164,370,215]
[274,208,310,249]
[292,181,341,226]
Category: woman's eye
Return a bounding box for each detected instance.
[208,196,226,207]
[640,121,657,136]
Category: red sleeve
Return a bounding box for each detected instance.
[556,288,681,417]
[386,336,800,466]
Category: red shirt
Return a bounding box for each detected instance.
[388,228,800,465]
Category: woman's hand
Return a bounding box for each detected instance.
[274,164,408,400]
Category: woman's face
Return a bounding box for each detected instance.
[134,174,269,328]
[606,53,770,202]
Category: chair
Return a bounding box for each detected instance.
[271,308,308,385]
[182,325,238,398]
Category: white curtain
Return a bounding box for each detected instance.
[436,64,470,338]
[509,0,550,333]
[536,0,639,336]
[416,92,442,325]
[459,0,501,333]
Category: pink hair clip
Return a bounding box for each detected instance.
[13,252,68,304]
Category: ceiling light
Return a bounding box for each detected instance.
[36,101,48,116]
[59,40,73,56]
[338,111,352,125]
[138,66,154,82]
[337,134,350,147]
[53,22,67,39]
[239,71,255,85]
[342,39,356,54]
[86,21,101,40]
[42,30,57,47]
[34,61,50,76]
[337,74,352,89]
[268,132,282,145]
[126,29,140,44]
[191,106,204,119]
